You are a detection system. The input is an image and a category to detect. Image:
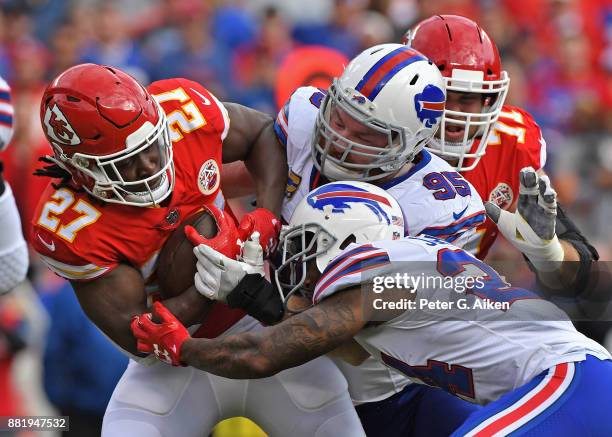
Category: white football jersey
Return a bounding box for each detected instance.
[276,86,486,247]
[275,86,487,403]
[313,236,611,405]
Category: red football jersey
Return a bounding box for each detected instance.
[30,78,245,337]
[462,106,547,259]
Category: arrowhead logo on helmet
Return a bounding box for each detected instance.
[414,84,445,128]
[306,183,391,224]
[43,104,81,145]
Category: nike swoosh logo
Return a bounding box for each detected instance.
[453,205,469,221]
[190,88,211,106]
[37,234,56,252]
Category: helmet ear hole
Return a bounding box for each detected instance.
[339,235,356,250]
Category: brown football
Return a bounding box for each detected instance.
[156,209,217,298]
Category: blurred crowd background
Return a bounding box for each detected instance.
[0,0,610,436]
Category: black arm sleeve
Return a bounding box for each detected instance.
[226,274,285,325]
[529,203,599,296]
[555,204,599,261]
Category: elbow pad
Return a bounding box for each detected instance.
[226,274,285,325]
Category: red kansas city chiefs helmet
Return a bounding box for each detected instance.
[403,15,510,171]
[40,63,174,206]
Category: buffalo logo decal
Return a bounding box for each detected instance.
[307,183,391,224]
[414,85,445,128]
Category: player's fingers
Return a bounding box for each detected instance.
[194,271,216,300]
[136,339,153,354]
[237,215,255,241]
[538,175,557,213]
[152,301,177,323]
[484,202,501,224]
[519,167,539,196]
[197,244,230,268]
[196,259,219,283]
[193,244,219,267]
[130,316,143,334]
[185,225,208,247]
[518,167,539,217]
[131,316,152,338]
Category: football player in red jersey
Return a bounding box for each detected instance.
[404,15,598,293]
[30,64,364,437]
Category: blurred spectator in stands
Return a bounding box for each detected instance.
[39,275,128,437]
[1,40,51,233]
[292,0,364,57]
[232,7,293,112]
[48,20,87,79]
[0,279,50,434]
[274,45,348,110]
[0,9,11,78]
[145,2,231,98]
[350,9,394,51]
[212,3,258,51]
[0,293,28,435]
[81,2,148,84]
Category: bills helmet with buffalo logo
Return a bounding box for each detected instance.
[312,43,446,182]
[275,181,403,302]
[39,63,174,206]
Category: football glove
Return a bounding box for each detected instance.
[485,167,564,271]
[131,302,191,367]
[237,208,281,257]
[184,204,241,259]
[191,232,265,302]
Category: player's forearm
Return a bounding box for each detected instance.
[534,240,581,291]
[162,285,211,327]
[179,300,359,378]
[221,162,256,199]
[180,333,276,378]
[244,121,287,216]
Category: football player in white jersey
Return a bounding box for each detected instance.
[225,43,485,435]
[133,181,612,436]
[0,75,28,294]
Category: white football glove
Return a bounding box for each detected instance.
[193,232,265,302]
[485,167,564,271]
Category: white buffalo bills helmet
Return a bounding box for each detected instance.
[275,181,404,303]
[312,43,446,181]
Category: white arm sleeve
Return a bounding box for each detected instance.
[0,183,28,293]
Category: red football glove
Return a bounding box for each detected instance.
[184,204,241,259]
[237,208,281,257]
[130,302,191,366]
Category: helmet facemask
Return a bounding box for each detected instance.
[428,70,509,171]
[275,223,337,310]
[63,103,175,207]
[312,80,429,182]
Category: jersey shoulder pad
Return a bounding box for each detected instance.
[391,152,486,238]
[275,86,324,155]
[494,105,546,169]
[31,225,114,281]
[148,78,229,140]
[30,186,116,281]
[313,243,391,304]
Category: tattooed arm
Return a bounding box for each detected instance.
[181,286,367,378]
